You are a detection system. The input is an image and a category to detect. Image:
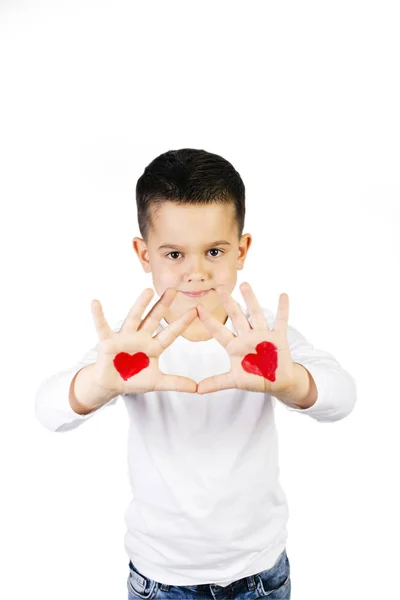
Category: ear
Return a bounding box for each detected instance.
[132,237,152,273]
[237,233,252,270]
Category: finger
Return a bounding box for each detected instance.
[215,286,251,336]
[274,293,289,332]
[197,372,236,394]
[196,303,235,348]
[155,373,198,393]
[138,287,177,334]
[154,307,198,349]
[91,299,113,340]
[120,288,155,333]
[239,282,270,331]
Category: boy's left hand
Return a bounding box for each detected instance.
[196,282,296,396]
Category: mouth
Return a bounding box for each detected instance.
[180,289,212,298]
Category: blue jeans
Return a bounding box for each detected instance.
[127,548,291,599]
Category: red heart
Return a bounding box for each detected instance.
[113,351,150,381]
[241,341,278,382]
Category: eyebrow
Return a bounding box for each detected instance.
[157,240,232,250]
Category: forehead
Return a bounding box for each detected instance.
[149,202,237,241]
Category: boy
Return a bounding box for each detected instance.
[35,148,357,599]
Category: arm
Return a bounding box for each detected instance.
[69,363,117,415]
[275,362,318,410]
[34,321,123,432]
[274,321,357,422]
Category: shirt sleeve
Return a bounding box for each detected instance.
[34,321,124,433]
[260,307,357,423]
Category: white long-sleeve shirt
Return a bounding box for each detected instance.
[35,304,357,587]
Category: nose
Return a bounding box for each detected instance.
[184,256,208,282]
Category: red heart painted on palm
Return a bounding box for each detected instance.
[113,351,150,381]
[241,341,278,382]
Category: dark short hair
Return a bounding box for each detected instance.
[135,148,246,242]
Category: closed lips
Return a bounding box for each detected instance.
[181,289,211,296]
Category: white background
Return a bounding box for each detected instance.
[1,1,399,598]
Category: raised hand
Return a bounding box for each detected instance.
[90,287,198,396]
[195,282,295,396]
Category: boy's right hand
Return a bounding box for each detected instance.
[90,287,198,397]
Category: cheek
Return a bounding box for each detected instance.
[154,264,179,287]
[215,263,237,285]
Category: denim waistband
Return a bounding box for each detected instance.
[128,560,258,594]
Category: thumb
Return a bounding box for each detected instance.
[155,373,197,393]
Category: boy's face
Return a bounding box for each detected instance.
[133,201,252,341]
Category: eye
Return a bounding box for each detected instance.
[166,249,224,260]
[207,248,224,257]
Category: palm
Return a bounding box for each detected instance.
[95,331,171,395]
[91,287,199,396]
[223,330,292,393]
[196,283,294,395]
